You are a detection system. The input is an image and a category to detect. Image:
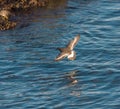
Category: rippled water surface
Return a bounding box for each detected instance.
[0,0,120,109]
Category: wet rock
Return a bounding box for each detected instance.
[0,16,16,30]
[0,0,67,30]
[0,9,12,19]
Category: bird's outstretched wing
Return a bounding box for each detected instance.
[67,35,80,50]
[55,53,68,61]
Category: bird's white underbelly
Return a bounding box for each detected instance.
[68,51,74,58]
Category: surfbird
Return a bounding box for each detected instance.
[55,34,80,61]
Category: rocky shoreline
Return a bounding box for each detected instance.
[0,0,67,30]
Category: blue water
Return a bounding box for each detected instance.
[0,0,120,109]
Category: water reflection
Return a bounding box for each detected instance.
[46,0,67,9]
[59,70,81,97]
[66,70,78,85]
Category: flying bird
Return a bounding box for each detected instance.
[55,34,80,61]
